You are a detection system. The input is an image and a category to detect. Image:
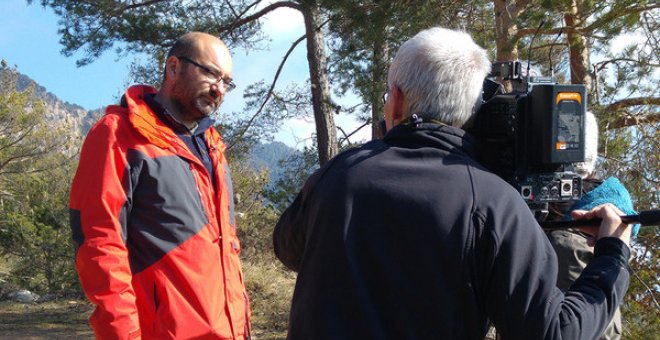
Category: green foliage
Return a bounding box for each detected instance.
[325,0,494,130]
[0,63,70,176]
[598,119,659,339]
[264,145,318,213]
[229,155,296,337]
[622,239,660,339]
[0,63,80,296]
[30,0,263,67]
[231,160,279,260]
[219,81,312,159]
[0,163,79,295]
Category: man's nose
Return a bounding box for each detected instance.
[209,83,223,99]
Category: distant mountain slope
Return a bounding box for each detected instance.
[11,70,104,135]
[249,141,298,183]
[15,72,85,113]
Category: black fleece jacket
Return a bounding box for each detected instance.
[274,122,630,340]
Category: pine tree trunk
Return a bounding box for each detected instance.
[564,1,592,90]
[371,38,389,140]
[302,1,338,165]
[494,0,521,92]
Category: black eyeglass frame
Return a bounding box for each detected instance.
[177,55,236,92]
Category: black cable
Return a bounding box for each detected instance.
[527,20,545,81]
[548,27,563,79]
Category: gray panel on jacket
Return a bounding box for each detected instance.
[125,149,209,274]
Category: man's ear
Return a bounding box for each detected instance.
[165,56,180,79]
[391,86,405,124]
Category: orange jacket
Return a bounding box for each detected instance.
[69,85,250,339]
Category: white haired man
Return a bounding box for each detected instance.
[274,27,632,339]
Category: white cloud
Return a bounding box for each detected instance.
[609,32,646,55]
[260,3,305,36]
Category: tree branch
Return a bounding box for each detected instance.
[513,3,660,42]
[599,154,660,185]
[583,3,660,34]
[513,27,565,42]
[227,34,307,150]
[606,97,660,111]
[605,113,660,129]
[602,97,660,129]
[338,118,371,146]
[0,124,37,153]
[643,12,660,62]
[594,58,660,72]
[120,0,168,12]
[631,267,660,311]
[218,1,302,33]
[223,0,241,17]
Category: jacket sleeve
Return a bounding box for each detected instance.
[480,196,630,340]
[273,191,307,271]
[69,115,141,339]
[273,162,331,272]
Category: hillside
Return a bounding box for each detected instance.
[249,141,298,184]
[9,70,104,136]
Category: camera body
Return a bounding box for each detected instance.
[469,61,586,217]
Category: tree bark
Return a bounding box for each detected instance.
[494,0,519,62]
[302,1,338,165]
[494,0,525,91]
[564,0,592,90]
[371,37,389,139]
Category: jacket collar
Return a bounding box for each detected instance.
[383,120,478,159]
[143,93,215,137]
[121,85,225,152]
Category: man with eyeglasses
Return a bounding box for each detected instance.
[274,27,631,339]
[69,32,250,339]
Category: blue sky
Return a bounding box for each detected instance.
[0,0,369,146]
[0,1,136,110]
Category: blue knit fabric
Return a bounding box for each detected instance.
[565,177,640,236]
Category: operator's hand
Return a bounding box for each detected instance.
[572,203,631,247]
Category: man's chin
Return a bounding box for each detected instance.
[194,99,219,117]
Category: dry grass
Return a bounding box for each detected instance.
[0,300,94,339]
[243,256,297,340]
[0,258,296,340]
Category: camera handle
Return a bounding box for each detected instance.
[541,210,660,230]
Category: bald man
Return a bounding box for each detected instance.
[70,32,250,339]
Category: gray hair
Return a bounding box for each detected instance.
[388,27,491,127]
[574,111,599,178]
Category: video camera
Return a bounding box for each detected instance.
[468,61,587,221]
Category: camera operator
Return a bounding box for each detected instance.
[273,27,632,339]
[546,111,638,340]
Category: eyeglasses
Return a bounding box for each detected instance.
[382,88,389,105]
[177,56,236,92]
